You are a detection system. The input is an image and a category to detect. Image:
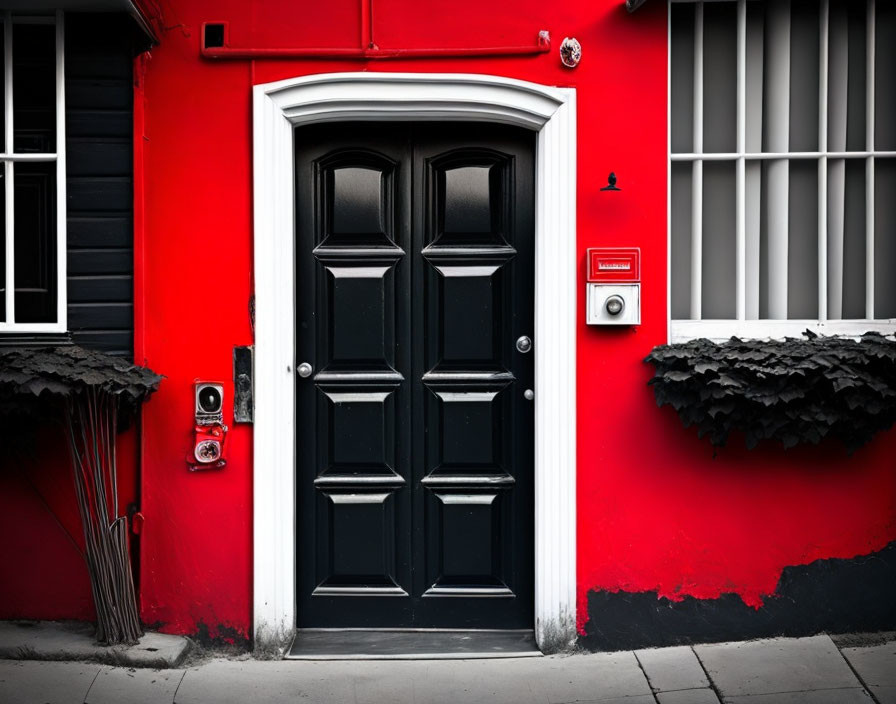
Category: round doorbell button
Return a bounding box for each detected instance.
[605,295,625,316]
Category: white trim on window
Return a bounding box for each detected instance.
[671,319,896,344]
[0,9,67,333]
[3,15,12,326]
[669,0,892,342]
[252,72,577,655]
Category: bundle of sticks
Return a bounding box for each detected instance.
[65,387,142,646]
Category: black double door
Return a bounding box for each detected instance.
[295,123,534,629]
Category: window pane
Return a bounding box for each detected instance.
[702,161,736,318]
[0,25,5,154]
[875,160,896,318]
[0,168,5,322]
[789,0,819,153]
[13,24,55,153]
[670,3,695,154]
[14,161,56,323]
[787,161,818,318]
[827,159,867,320]
[671,162,693,319]
[703,2,737,153]
[744,4,764,154]
[762,1,791,154]
[875,1,896,151]
[844,0,867,153]
[842,161,867,319]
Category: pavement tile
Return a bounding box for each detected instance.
[694,635,861,698]
[527,652,654,704]
[657,688,721,704]
[350,660,417,704]
[408,658,541,704]
[842,646,896,704]
[867,687,896,704]
[86,666,184,704]
[723,688,872,703]
[0,660,102,704]
[636,645,710,692]
[562,697,655,704]
[175,659,355,704]
[841,641,896,702]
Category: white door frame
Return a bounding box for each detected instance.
[252,72,576,654]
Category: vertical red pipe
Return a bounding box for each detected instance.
[132,51,149,616]
[361,0,375,50]
[133,52,148,367]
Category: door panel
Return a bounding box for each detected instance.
[321,261,397,371]
[427,259,509,371]
[314,489,404,596]
[425,490,510,596]
[296,123,533,628]
[316,385,398,477]
[425,384,511,474]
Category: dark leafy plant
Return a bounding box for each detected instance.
[0,345,162,644]
[644,331,896,452]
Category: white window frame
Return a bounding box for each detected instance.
[0,10,67,333]
[668,0,896,343]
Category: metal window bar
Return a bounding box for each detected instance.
[690,1,703,320]
[745,2,763,320]
[866,0,875,319]
[736,0,746,321]
[0,10,65,330]
[818,0,829,322]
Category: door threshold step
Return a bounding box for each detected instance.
[286,629,541,660]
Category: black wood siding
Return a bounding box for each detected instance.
[65,14,136,358]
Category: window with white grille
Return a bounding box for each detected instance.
[669,0,896,341]
[0,11,66,332]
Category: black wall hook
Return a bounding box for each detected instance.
[601,172,621,191]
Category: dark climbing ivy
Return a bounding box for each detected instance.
[644,331,896,452]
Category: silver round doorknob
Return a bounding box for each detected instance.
[297,362,313,378]
[516,335,533,353]
[524,389,535,401]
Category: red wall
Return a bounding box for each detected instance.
[0,427,138,622]
[128,0,896,643]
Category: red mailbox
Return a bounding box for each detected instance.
[586,247,641,325]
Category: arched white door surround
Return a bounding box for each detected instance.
[253,72,576,654]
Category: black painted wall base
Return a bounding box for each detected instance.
[580,541,896,651]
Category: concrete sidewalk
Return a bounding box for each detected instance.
[0,634,894,704]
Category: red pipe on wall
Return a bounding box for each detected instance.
[200,1,550,61]
[133,52,148,367]
[200,26,551,60]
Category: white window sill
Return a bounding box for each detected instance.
[669,319,896,344]
[0,322,68,334]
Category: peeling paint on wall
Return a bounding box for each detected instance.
[580,541,896,651]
